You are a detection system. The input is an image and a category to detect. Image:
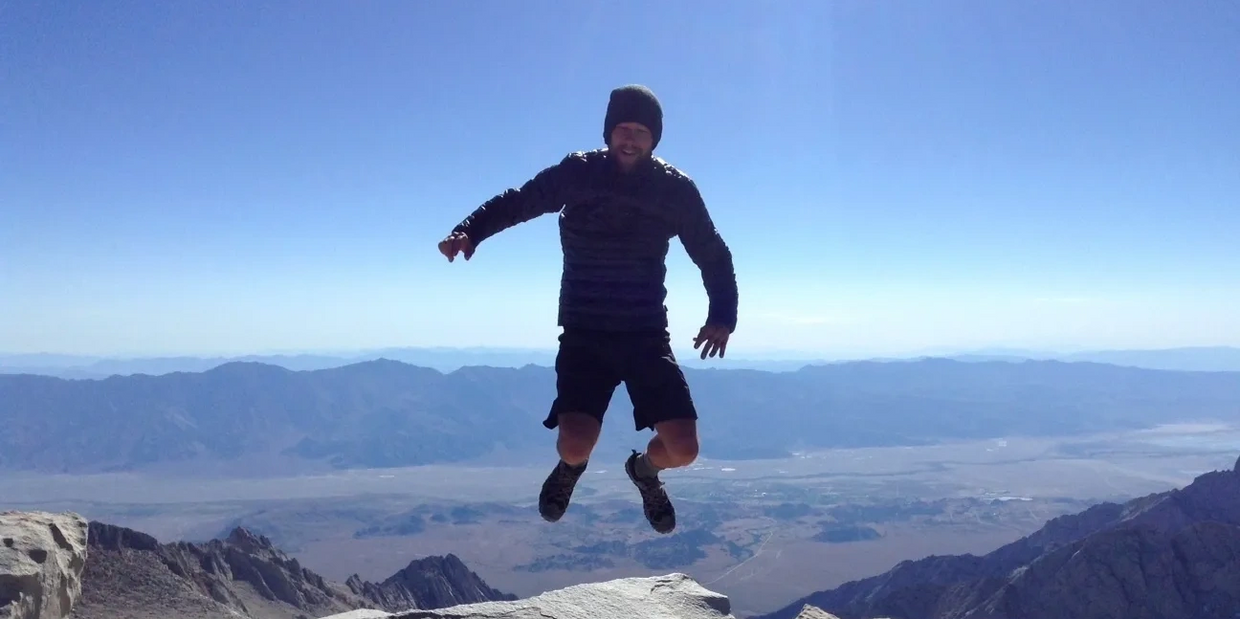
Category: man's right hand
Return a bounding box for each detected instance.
[438,231,475,262]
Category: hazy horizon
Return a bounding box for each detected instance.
[5,342,1240,365]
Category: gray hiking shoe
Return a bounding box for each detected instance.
[539,459,587,522]
[625,450,676,534]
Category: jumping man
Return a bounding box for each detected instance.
[437,85,738,534]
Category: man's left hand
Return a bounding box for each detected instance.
[693,324,730,360]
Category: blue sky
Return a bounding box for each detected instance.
[2,1,1237,358]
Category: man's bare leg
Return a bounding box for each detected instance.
[556,412,603,466]
[625,419,698,534]
[540,412,601,523]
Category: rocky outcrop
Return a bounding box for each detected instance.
[756,456,1240,619]
[793,606,843,619]
[344,555,515,611]
[320,573,732,619]
[71,521,511,619]
[73,522,368,619]
[0,511,89,619]
[969,520,1240,619]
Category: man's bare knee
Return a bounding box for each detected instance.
[664,434,699,466]
[653,419,699,468]
[558,434,596,465]
[556,412,601,465]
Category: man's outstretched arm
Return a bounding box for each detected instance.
[450,154,581,248]
[676,178,739,346]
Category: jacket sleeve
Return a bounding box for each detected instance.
[675,177,739,333]
[451,154,579,245]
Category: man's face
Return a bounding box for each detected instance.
[609,122,654,171]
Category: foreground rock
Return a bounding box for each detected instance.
[756,455,1240,619]
[0,511,89,619]
[792,606,842,619]
[70,522,511,619]
[319,573,733,619]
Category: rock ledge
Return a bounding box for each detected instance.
[319,573,732,619]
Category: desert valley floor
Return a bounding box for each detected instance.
[5,423,1238,617]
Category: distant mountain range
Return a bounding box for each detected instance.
[945,346,1240,372]
[2,358,1238,474]
[0,348,564,378]
[3,346,1240,379]
[754,454,1240,619]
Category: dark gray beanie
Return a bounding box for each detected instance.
[603,85,663,149]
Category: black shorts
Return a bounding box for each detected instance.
[543,328,698,432]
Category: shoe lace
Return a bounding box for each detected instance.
[550,462,582,486]
[634,474,666,499]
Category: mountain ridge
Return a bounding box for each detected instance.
[70,520,513,619]
[3,358,1238,474]
[753,454,1240,619]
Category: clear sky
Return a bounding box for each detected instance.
[2,1,1237,358]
